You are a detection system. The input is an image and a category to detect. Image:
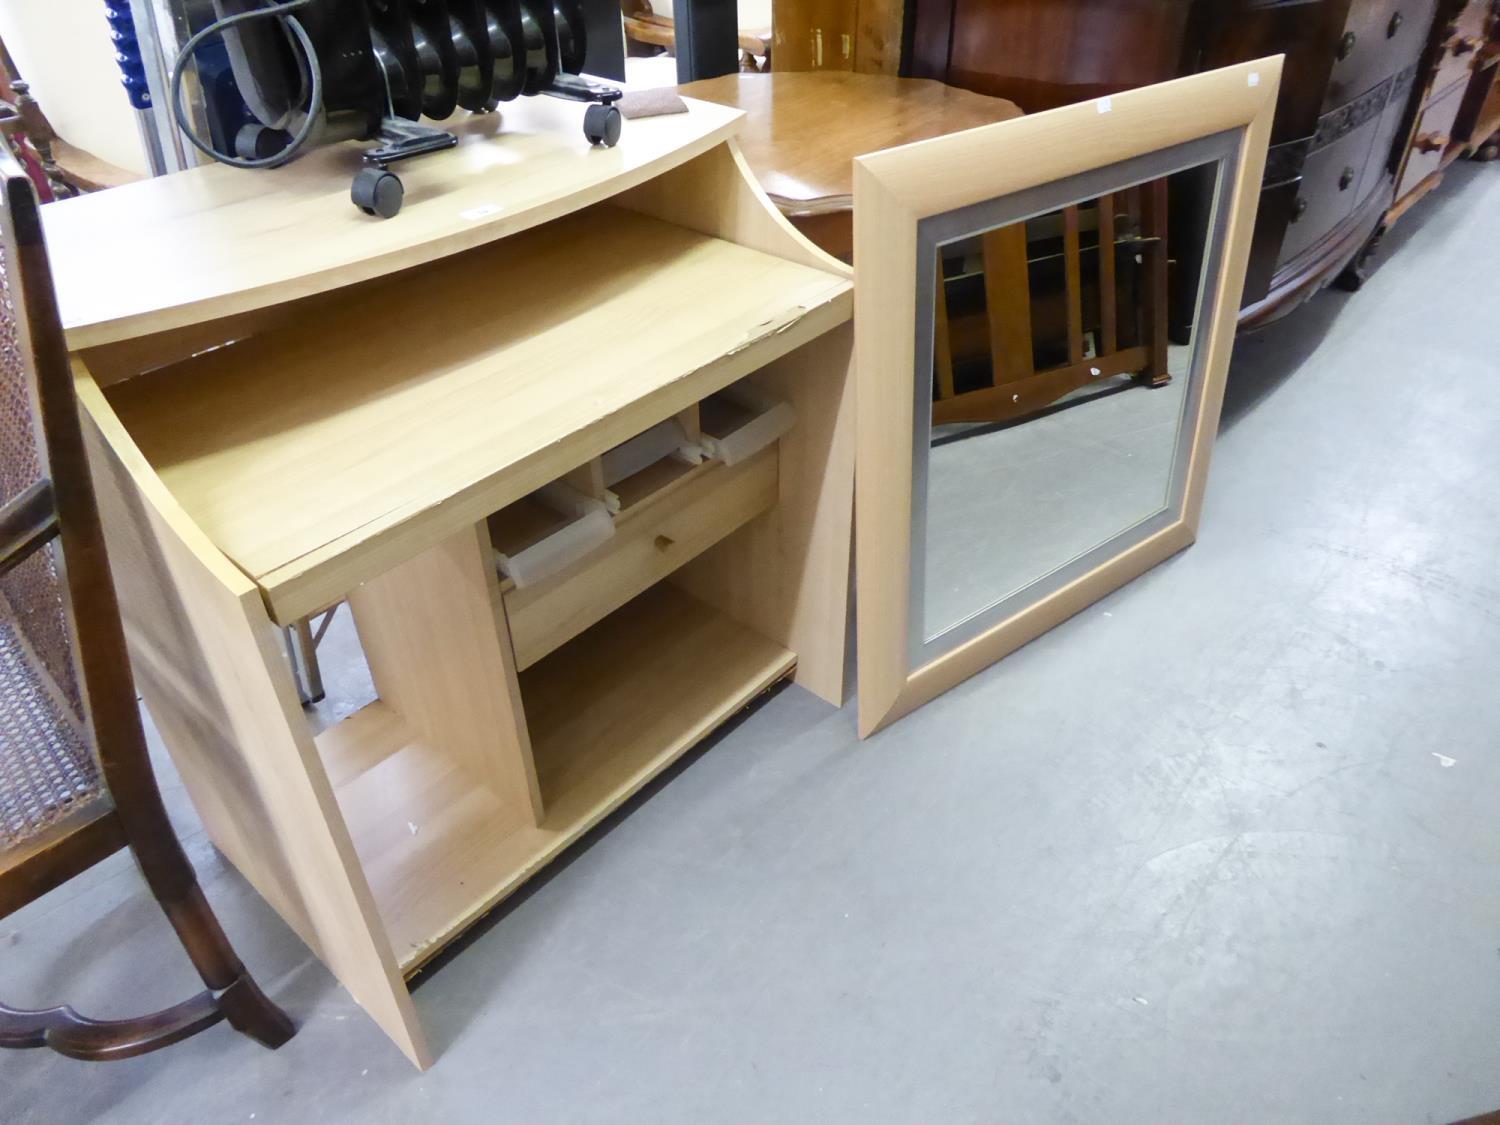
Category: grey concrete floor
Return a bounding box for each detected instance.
[5,161,1500,1124]
[926,356,1188,639]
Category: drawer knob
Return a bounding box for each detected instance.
[1339,30,1358,60]
[1339,166,1356,190]
[1292,196,1308,222]
[1388,10,1403,36]
[1453,35,1482,55]
[1415,133,1449,154]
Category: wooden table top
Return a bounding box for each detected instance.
[679,72,1023,218]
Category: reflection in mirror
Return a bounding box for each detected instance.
[919,161,1220,649]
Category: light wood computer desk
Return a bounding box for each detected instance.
[43,96,854,1067]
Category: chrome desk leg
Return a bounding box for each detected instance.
[283,617,325,707]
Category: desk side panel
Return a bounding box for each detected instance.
[347,522,544,825]
[615,140,855,277]
[621,141,855,705]
[671,323,855,706]
[75,367,430,1068]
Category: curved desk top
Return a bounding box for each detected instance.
[43,95,744,350]
[679,73,1023,219]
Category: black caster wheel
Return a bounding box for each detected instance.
[1335,223,1385,291]
[583,104,622,148]
[235,123,291,161]
[352,167,404,218]
[1334,262,1368,292]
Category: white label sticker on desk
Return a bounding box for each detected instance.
[1096,97,1112,114]
[461,203,504,221]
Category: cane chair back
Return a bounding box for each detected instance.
[0,151,117,904]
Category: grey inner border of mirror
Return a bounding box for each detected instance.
[907,129,1241,671]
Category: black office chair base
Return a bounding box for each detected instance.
[349,84,624,218]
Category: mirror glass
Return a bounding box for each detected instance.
[911,144,1234,666]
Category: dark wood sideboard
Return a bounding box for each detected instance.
[905,0,1457,328]
[1387,0,1500,222]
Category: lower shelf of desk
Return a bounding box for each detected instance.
[315,582,793,974]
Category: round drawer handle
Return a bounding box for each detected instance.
[1388,11,1403,36]
[1339,166,1356,190]
[1339,30,1358,60]
[1415,133,1449,154]
[1292,196,1309,222]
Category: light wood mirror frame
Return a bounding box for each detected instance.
[852,57,1282,737]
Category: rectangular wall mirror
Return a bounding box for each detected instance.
[854,59,1281,737]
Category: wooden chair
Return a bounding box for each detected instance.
[0,146,293,1060]
[933,177,1171,426]
[0,35,141,201]
[622,0,772,71]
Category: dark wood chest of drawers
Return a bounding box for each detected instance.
[907,0,1445,327]
[1388,0,1500,219]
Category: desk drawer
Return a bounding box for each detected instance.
[501,447,778,670]
[491,384,795,671]
[1432,0,1493,94]
[1398,75,1468,195]
[1278,114,1381,267]
[1325,0,1436,112]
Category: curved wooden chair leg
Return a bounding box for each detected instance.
[0,992,223,1062]
[133,873,295,1052]
[0,969,292,1061]
[0,803,297,1060]
[215,970,295,1049]
[0,958,291,1063]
